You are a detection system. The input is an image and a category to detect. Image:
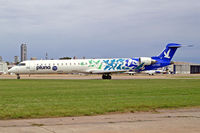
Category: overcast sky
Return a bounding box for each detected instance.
[0,0,200,63]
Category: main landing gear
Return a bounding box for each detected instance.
[17,74,20,79]
[102,74,112,79]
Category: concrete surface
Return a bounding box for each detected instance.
[0,108,200,133]
[1,74,200,80]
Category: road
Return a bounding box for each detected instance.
[0,108,199,133]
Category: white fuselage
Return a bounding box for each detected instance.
[8,58,139,74]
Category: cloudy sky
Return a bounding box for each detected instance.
[0,0,200,63]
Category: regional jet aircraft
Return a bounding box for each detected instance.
[8,43,181,79]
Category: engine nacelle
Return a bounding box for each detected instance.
[139,57,157,65]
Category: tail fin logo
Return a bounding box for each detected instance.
[164,49,171,59]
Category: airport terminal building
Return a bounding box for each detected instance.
[0,62,8,74]
[173,62,200,74]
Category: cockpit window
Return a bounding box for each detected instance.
[18,63,26,66]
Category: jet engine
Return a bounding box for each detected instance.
[139,57,157,65]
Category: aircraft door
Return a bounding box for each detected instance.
[26,63,36,73]
[29,65,36,73]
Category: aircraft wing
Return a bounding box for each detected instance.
[87,69,127,74]
[134,63,145,71]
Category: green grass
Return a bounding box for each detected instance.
[172,76,200,79]
[0,79,200,119]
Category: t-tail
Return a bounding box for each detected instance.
[157,43,181,61]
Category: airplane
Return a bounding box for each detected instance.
[8,43,181,79]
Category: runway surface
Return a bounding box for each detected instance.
[0,108,199,133]
[1,74,200,79]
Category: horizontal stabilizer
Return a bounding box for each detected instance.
[167,43,181,48]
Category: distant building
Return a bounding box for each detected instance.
[30,57,37,60]
[0,56,2,62]
[45,52,48,60]
[173,62,200,74]
[21,44,27,62]
[0,62,8,74]
[14,56,19,64]
[73,56,77,59]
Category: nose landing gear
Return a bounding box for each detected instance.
[17,74,20,79]
[102,74,112,79]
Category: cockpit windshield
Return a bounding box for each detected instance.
[18,63,26,66]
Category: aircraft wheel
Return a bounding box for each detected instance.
[102,74,111,80]
[17,74,20,80]
[102,74,107,79]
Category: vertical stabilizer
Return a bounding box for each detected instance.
[158,43,181,61]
